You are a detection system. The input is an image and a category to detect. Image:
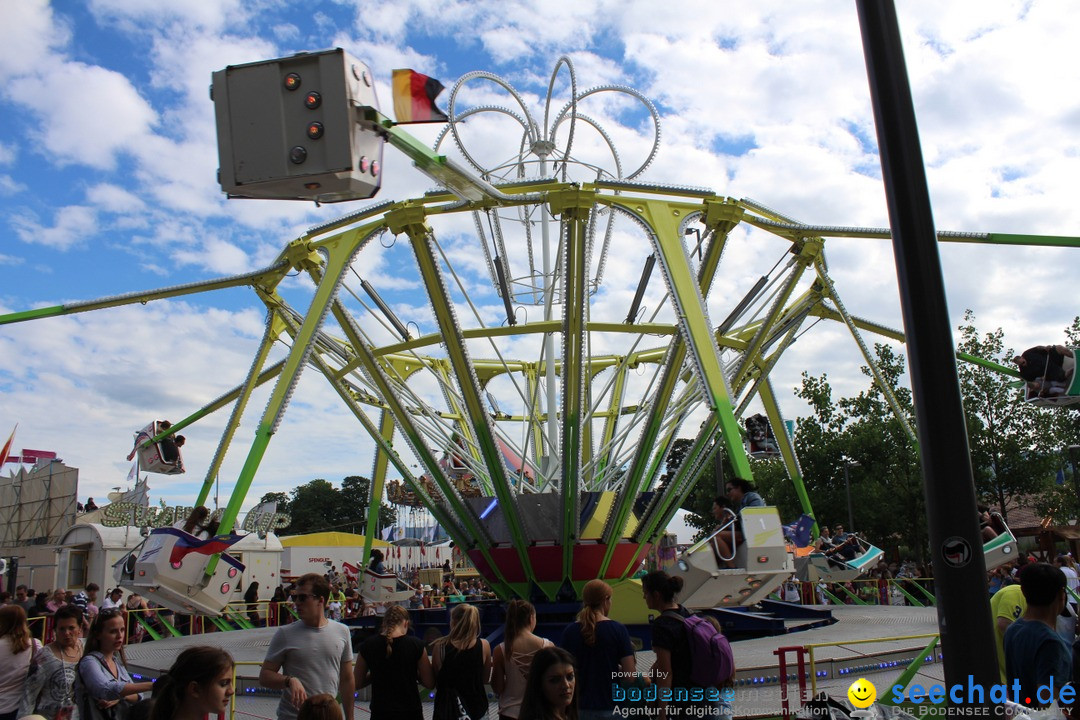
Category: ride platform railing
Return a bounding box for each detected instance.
[788,577,937,607]
[774,633,941,719]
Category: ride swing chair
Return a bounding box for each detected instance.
[113,421,251,615]
[3,50,1070,619]
[1016,346,1080,408]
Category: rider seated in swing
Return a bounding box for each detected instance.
[445,432,468,478]
[1014,345,1075,398]
[710,495,738,568]
[714,479,766,566]
[825,524,861,564]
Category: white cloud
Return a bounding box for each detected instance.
[87,184,147,213]
[0,175,23,196]
[0,142,16,166]
[11,205,98,250]
[8,60,158,170]
[87,0,247,33]
[172,236,254,275]
[0,0,70,77]
[3,0,1080,513]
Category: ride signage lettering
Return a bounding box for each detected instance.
[100,502,290,536]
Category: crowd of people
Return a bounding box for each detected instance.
[275,570,732,720]
[1,568,735,720]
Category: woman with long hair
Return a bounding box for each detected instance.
[492,599,552,720]
[355,605,434,719]
[518,646,577,720]
[559,580,637,720]
[642,571,731,720]
[0,605,42,720]
[19,605,83,720]
[76,608,154,720]
[177,507,209,537]
[149,646,233,720]
[243,582,261,626]
[432,603,491,720]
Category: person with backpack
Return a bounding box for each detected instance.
[642,571,734,720]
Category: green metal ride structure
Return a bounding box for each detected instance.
[2,51,1076,614]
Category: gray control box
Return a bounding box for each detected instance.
[212,48,384,202]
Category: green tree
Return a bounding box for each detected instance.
[788,344,926,561]
[956,310,1059,524]
[257,491,291,516]
[262,477,397,535]
[339,475,397,533]
[286,479,342,534]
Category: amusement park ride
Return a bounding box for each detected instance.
[2,48,1068,616]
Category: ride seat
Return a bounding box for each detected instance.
[113,527,244,615]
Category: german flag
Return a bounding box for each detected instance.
[392,69,449,124]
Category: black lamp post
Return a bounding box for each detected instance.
[843,459,860,531]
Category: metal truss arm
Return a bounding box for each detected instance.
[386,204,535,588]
[196,311,289,508]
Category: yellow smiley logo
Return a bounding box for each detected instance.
[847,678,876,709]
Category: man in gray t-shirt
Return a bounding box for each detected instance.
[259,573,355,720]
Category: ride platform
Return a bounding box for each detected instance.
[123,604,937,719]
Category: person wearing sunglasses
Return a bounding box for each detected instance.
[259,574,354,720]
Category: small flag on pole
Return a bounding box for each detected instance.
[0,425,15,466]
[392,69,449,124]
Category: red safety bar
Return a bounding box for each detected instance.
[774,646,810,720]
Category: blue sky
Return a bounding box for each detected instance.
[2,0,1079,513]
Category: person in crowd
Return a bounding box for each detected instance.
[432,603,491,720]
[101,589,124,612]
[76,608,154,720]
[244,582,261,627]
[559,580,637,720]
[20,605,83,720]
[328,585,346,610]
[518,646,578,720]
[72,585,99,622]
[148,646,233,720]
[297,694,342,720]
[642,570,727,719]
[355,605,434,720]
[84,499,98,512]
[368,550,386,574]
[13,586,34,615]
[1004,562,1072,708]
[47,589,68,613]
[0,605,43,720]
[493,599,552,719]
[260,574,354,720]
[782,578,802,604]
[408,588,424,610]
[29,593,51,641]
[125,593,151,644]
[990,578,1028,682]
